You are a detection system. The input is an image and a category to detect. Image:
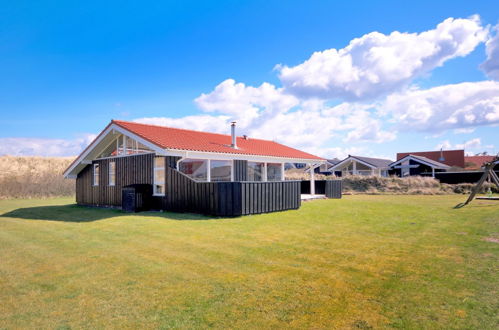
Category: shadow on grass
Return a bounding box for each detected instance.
[0,204,217,222]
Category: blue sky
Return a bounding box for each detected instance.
[1,0,498,159]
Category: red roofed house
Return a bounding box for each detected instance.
[396,149,465,168]
[464,155,496,169]
[64,120,329,216]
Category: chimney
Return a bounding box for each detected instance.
[439,148,445,162]
[231,121,237,149]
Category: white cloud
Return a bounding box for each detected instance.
[136,78,396,160]
[344,120,396,143]
[436,138,495,153]
[481,24,499,80]
[278,16,488,100]
[382,81,499,131]
[0,134,96,157]
[194,79,299,127]
[453,127,475,134]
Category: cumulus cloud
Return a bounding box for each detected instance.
[0,134,96,157]
[195,79,299,127]
[382,81,499,131]
[344,120,396,143]
[136,77,397,158]
[481,24,499,80]
[436,138,495,153]
[277,16,488,100]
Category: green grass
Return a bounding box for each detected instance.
[0,196,498,329]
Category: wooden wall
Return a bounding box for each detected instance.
[76,154,179,207]
[233,160,248,181]
[164,167,301,216]
[77,154,302,216]
[325,180,342,199]
[240,181,301,215]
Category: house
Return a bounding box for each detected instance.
[464,155,498,170]
[328,155,393,177]
[303,158,341,175]
[64,120,331,216]
[389,154,450,177]
[396,149,465,168]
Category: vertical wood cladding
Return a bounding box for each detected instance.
[325,180,342,199]
[165,167,301,216]
[233,160,248,181]
[76,154,301,216]
[76,153,157,207]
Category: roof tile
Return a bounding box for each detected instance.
[113,120,324,161]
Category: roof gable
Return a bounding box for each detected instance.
[329,155,393,170]
[390,154,451,169]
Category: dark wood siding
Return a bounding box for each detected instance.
[301,180,342,198]
[76,154,179,207]
[162,167,301,216]
[325,180,342,198]
[233,160,248,181]
[239,181,300,215]
[76,154,302,216]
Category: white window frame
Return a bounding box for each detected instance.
[93,163,99,186]
[247,161,265,182]
[108,161,116,186]
[153,157,165,196]
[209,159,233,182]
[266,162,284,182]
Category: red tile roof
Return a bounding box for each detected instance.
[464,155,495,169]
[113,120,324,160]
[396,150,465,168]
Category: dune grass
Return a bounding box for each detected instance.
[0,156,75,199]
[0,195,498,329]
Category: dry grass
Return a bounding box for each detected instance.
[342,175,498,195]
[286,168,498,195]
[0,156,75,199]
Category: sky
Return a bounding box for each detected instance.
[0,0,498,160]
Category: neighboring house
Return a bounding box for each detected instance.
[318,158,341,175]
[328,155,393,177]
[396,149,465,168]
[389,154,450,177]
[64,120,327,216]
[304,158,341,175]
[464,155,498,170]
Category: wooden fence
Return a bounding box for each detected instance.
[165,167,301,216]
[301,180,342,198]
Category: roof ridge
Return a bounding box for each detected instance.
[351,155,392,161]
[397,149,464,153]
[112,119,275,143]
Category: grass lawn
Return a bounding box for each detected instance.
[0,195,498,329]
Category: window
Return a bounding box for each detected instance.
[154,157,165,196]
[93,164,100,186]
[109,161,116,186]
[97,134,154,158]
[210,160,232,182]
[179,159,207,181]
[267,163,282,181]
[401,160,410,177]
[248,162,264,181]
